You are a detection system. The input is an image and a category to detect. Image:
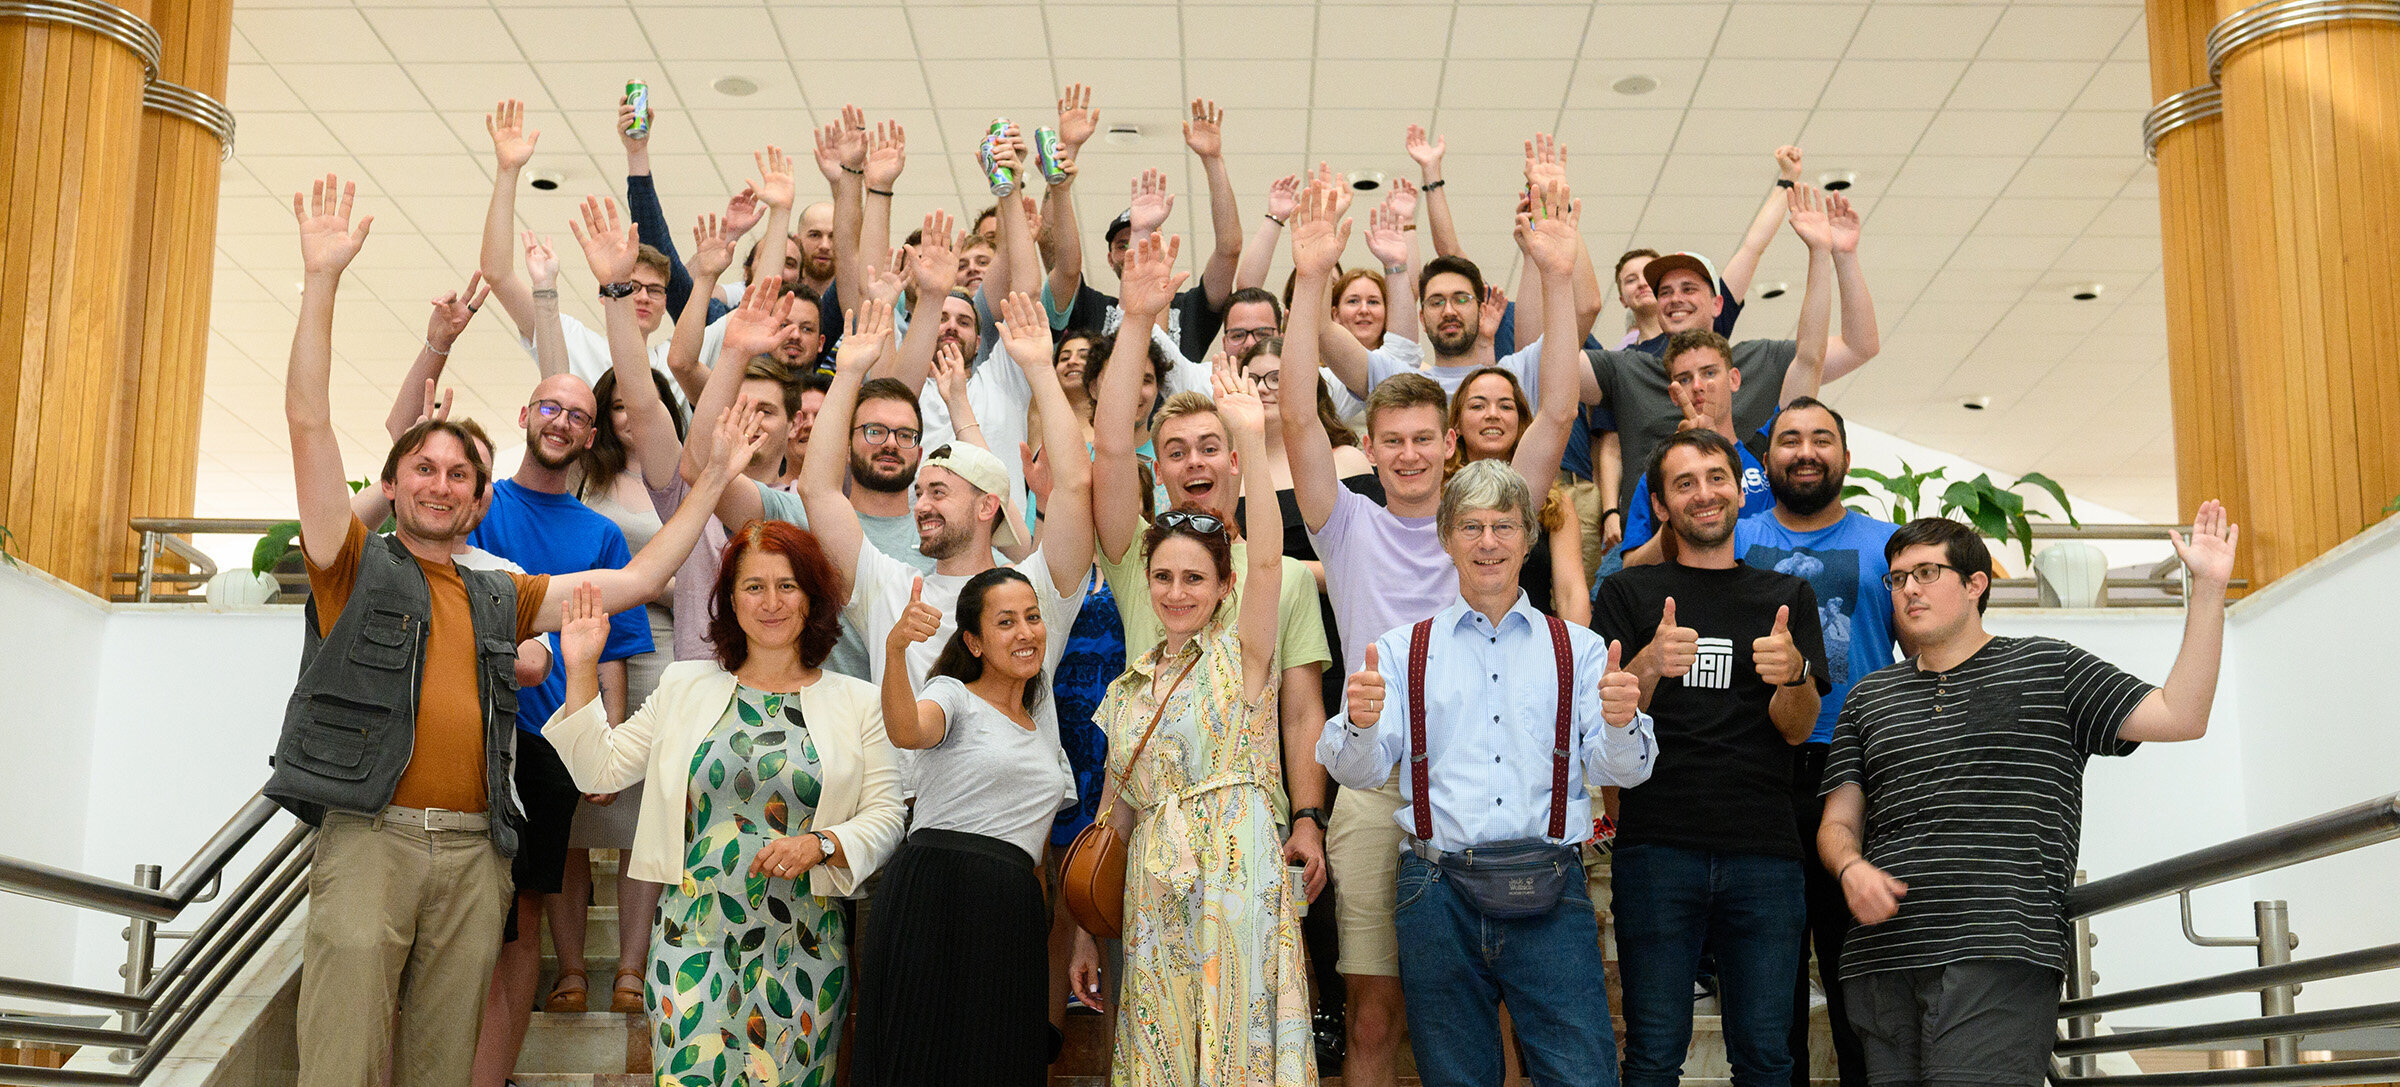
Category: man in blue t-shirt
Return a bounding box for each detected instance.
[1731,397,1896,1087]
[1617,330,1782,557]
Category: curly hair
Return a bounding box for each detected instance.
[708,520,846,671]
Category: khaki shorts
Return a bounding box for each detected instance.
[1326,775,1407,977]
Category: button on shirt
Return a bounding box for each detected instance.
[1316,592,1658,853]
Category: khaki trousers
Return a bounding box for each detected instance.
[298,812,510,1087]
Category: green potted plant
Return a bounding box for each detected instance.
[1845,463,2089,601]
[246,478,374,603]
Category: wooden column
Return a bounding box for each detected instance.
[2212,0,2400,581]
[0,0,156,592]
[113,0,234,578]
[2145,0,2252,590]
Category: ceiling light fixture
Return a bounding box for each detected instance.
[1347,169,1385,192]
[527,168,565,191]
[1613,74,1659,96]
[1104,123,1142,147]
[1759,281,1789,299]
[712,75,758,98]
[1819,169,1857,192]
[1960,395,1991,411]
[2070,282,2105,301]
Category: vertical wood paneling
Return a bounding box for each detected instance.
[0,5,151,592]
[2215,2,2400,579]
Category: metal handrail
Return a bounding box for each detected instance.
[2070,794,2400,917]
[0,795,282,921]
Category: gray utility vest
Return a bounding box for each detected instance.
[264,533,526,857]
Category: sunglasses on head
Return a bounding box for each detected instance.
[1158,510,1228,536]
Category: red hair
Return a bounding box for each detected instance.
[709,520,846,671]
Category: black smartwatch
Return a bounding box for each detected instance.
[1781,658,1813,688]
[1291,807,1330,832]
[597,281,639,299]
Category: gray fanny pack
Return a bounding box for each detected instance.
[1433,838,1583,919]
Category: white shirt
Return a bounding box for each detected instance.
[915,351,1035,511]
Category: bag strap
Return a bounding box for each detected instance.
[1546,614,1573,841]
[1110,650,1204,800]
[1408,619,1435,842]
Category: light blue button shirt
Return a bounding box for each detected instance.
[1317,592,1657,853]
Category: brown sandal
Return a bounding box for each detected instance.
[542,969,588,1013]
[609,966,645,1014]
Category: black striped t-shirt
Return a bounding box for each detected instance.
[1823,635,2154,978]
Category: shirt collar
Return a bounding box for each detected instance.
[1439,590,1540,637]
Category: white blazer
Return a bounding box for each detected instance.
[543,659,906,898]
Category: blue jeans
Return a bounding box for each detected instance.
[1612,843,1807,1087]
[1394,851,1618,1087]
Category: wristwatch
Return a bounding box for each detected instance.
[1781,658,1812,688]
[811,831,839,858]
[1291,807,1330,832]
[596,281,639,299]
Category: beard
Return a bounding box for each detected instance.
[1426,319,1476,357]
[1769,459,1843,516]
[917,516,973,560]
[525,433,580,472]
[1668,503,1737,548]
[851,448,916,494]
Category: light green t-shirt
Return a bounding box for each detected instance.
[1099,528,1331,680]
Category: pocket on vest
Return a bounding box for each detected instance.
[281,698,388,782]
[480,636,522,719]
[349,610,413,671]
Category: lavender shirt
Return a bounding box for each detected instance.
[1307,486,1459,678]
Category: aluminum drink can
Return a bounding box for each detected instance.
[977,118,1017,197]
[1033,126,1068,185]
[623,81,651,139]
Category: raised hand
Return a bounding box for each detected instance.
[1828,191,1861,255]
[861,248,906,309]
[1787,184,1834,253]
[722,277,798,361]
[521,230,559,290]
[837,298,896,375]
[1383,176,1420,224]
[1311,161,1353,221]
[425,271,490,350]
[688,213,735,280]
[567,195,638,283]
[811,119,846,185]
[1022,441,1053,505]
[864,120,906,190]
[411,377,455,428]
[1346,644,1387,729]
[1128,169,1175,236]
[1524,133,1567,188]
[1266,174,1301,221]
[1364,201,1409,268]
[294,173,374,276]
[1210,365,1266,442]
[1118,231,1188,319]
[996,291,1054,371]
[1841,858,1908,925]
[888,576,944,652]
[835,104,869,174]
[1601,641,1641,727]
[1650,597,1699,678]
[486,99,539,172]
[2169,499,2240,590]
[1183,98,1224,159]
[908,210,958,298]
[1056,82,1099,153]
[1478,285,1508,343]
[704,404,770,487]
[750,145,795,211]
[931,340,970,408]
[1668,381,1715,434]
[559,580,611,675]
[1518,178,1582,276]
[1774,144,1804,183]
[615,95,652,154]
[722,185,764,239]
[1289,181,1351,279]
[1752,605,1805,686]
[1405,123,1446,177]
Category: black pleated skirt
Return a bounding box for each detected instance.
[852,828,1051,1087]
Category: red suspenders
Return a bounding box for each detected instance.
[1406,614,1577,843]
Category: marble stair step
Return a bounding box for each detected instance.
[513,1011,648,1075]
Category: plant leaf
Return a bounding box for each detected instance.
[252,522,302,573]
[2014,472,2080,527]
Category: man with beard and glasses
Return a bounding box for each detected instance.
[1594,426,1831,1087]
[718,375,936,575]
[1731,397,1896,1087]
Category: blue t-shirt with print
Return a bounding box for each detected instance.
[1619,427,1774,555]
[468,480,653,734]
[1733,509,1901,743]
[1048,568,1125,845]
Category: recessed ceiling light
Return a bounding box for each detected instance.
[527,168,565,191]
[1819,169,1857,192]
[1347,169,1385,192]
[1613,75,1659,96]
[711,76,758,98]
[1103,123,1142,147]
[2070,281,2105,301]
[1759,281,1789,299]
[1961,395,1990,411]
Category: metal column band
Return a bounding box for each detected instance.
[0,0,161,82]
[144,80,236,160]
[2142,85,2225,162]
[2208,0,2400,81]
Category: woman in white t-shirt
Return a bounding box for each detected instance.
[853,567,1075,1086]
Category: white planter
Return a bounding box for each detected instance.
[2031,541,2110,608]
[205,568,281,606]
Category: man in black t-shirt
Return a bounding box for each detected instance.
[1595,429,1830,1087]
[1819,508,2238,1087]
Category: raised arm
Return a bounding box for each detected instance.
[843,119,905,321]
[1092,235,1187,562]
[384,273,486,440]
[790,299,896,585]
[875,210,956,391]
[1281,182,1352,534]
[521,233,569,379]
[570,197,685,490]
[617,96,700,321]
[1215,369,1282,699]
[1235,174,1298,293]
[1379,179,1422,342]
[2117,501,2238,743]
[1720,146,1804,305]
[1821,191,1881,381]
[287,175,375,570]
[1183,99,1242,308]
[477,100,541,337]
[1042,83,1097,311]
[1510,179,1584,484]
[1406,124,1460,259]
[995,291,1093,586]
[880,578,950,749]
[1780,185,1836,406]
[534,409,765,632]
[681,278,798,484]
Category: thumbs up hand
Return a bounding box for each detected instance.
[1346,644,1388,729]
[1650,597,1699,678]
[1600,640,1641,727]
[1752,604,1804,686]
[887,576,944,653]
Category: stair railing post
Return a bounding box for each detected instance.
[2255,900,2299,1065]
[2065,870,2100,1078]
[113,863,162,1063]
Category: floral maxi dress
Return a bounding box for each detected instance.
[648,684,849,1087]
[1100,616,1316,1086]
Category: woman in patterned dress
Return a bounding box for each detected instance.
[1069,371,1317,1086]
[547,521,905,1087]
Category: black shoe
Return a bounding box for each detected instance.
[1313,1008,1345,1075]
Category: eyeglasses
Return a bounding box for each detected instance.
[854,423,922,449]
[1882,563,1961,591]
[1423,292,1479,311]
[1158,510,1229,537]
[628,282,667,300]
[1225,326,1277,346]
[530,399,594,429]
[1453,520,1524,541]
[1246,369,1281,390]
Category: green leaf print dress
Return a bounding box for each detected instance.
[649,684,848,1087]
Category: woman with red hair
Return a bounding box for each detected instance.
[546,520,905,1084]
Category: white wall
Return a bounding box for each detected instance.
[0,565,107,993]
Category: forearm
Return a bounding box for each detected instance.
[859,192,893,287]
[625,175,695,319]
[875,291,942,390]
[1199,156,1241,306]
[1234,216,1282,293]
[1782,247,1833,404]
[831,176,866,318]
[1720,184,1788,303]
[665,276,718,405]
[1042,181,1083,306]
[1315,715,1397,791]
[1384,260,1419,342]
[386,345,449,440]
[1769,684,1819,743]
[600,658,627,725]
[1826,249,1880,375]
[478,166,534,333]
[532,288,570,380]
[1583,711,1656,789]
[1423,176,1460,258]
[563,653,602,727]
[880,664,930,748]
[2158,592,2228,736]
[1817,787,1869,872]
[1279,670,1330,811]
[1511,269,1581,480]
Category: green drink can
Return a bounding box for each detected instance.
[1033,126,1068,185]
[977,118,1018,197]
[623,80,651,139]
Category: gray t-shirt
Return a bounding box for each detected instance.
[910,676,1076,862]
[1588,338,1796,504]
